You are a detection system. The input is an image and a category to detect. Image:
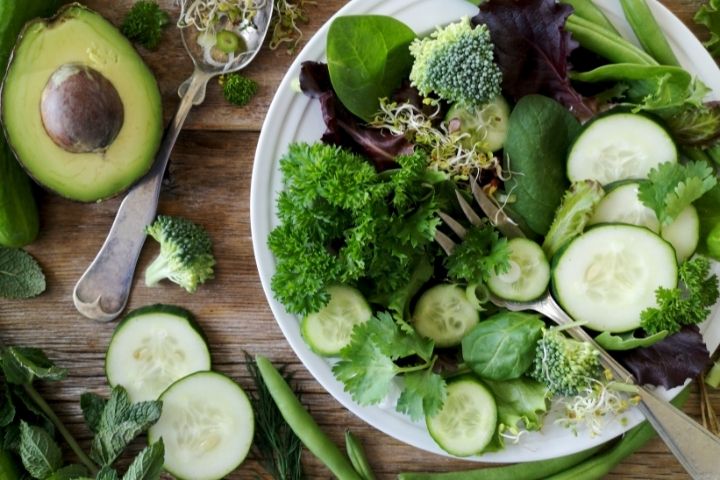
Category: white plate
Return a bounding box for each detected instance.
[251,0,720,462]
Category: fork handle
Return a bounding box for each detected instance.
[72,69,213,322]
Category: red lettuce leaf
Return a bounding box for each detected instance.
[299,61,413,170]
[473,0,595,120]
[616,325,711,389]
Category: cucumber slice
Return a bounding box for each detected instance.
[487,238,550,301]
[552,224,678,332]
[445,95,510,152]
[567,113,677,185]
[412,284,479,347]
[301,285,372,356]
[148,371,253,480]
[105,305,211,402]
[426,376,496,456]
[589,182,660,233]
[661,205,700,262]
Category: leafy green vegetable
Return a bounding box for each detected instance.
[89,387,162,467]
[122,440,164,480]
[19,421,62,479]
[80,393,106,435]
[638,160,717,226]
[0,247,45,299]
[696,184,720,259]
[484,377,548,447]
[542,181,604,258]
[327,15,416,121]
[1,348,66,385]
[594,330,668,351]
[333,312,445,420]
[269,143,440,316]
[220,74,258,107]
[503,95,582,236]
[461,312,544,381]
[445,223,509,285]
[640,256,719,335]
[664,103,720,147]
[695,0,720,57]
[120,1,169,50]
[708,222,720,259]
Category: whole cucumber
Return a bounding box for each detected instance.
[0,0,64,246]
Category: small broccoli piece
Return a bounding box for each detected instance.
[220,74,258,106]
[529,327,603,396]
[145,215,215,293]
[121,1,170,50]
[409,16,502,106]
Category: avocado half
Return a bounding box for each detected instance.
[0,4,163,202]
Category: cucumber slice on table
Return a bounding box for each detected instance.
[301,285,372,356]
[148,371,254,480]
[567,113,677,185]
[426,376,496,456]
[412,284,479,347]
[552,224,678,332]
[488,238,550,301]
[105,304,211,402]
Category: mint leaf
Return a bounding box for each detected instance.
[48,465,89,480]
[0,382,16,427]
[80,393,107,434]
[90,386,162,467]
[0,247,46,299]
[1,347,66,385]
[123,440,164,480]
[97,467,120,480]
[20,421,62,479]
[395,369,446,421]
[638,161,717,225]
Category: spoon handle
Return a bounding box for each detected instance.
[73,69,213,322]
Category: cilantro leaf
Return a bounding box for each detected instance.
[638,161,717,225]
[80,393,107,434]
[396,368,446,421]
[641,256,720,335]
[123,440,164,480]
[0,247,45,299]
[333,335,397,405]
[19,421,62,479]
[90,386,162,467]
[0,347,66,385]
[445,223,510,284]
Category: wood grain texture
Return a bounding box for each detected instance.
[3,0,718,479]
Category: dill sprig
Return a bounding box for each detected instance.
[245,352,304,480]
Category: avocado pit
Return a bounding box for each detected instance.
[40,63,124,154]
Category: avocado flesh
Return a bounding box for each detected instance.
[1,5,163,202]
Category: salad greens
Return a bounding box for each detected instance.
[445,223,509,284]
[0,247,45,299]
[695,0,720,57]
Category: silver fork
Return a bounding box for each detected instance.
[436,178,720,479]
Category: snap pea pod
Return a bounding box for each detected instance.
[346,430,376,480]
[561,0,619,35]
[255,355,362,480]
[619,0,679,66]
[396,445,603,480]
[565,14,658,65]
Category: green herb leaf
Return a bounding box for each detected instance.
[90,386,162,467]
[0,247,45,299]
[0,347,66,385]
[48,465,89,480]
[395,368,446,421]
[595,330,669,351]
[80,393,106,434]
[19,421,62,479]
[484,377,548,447]
[123,440,164,480]
[695,0,720,57]
[96,466,120,480]
[0,382,16,427]
[445,223,510,284]
[638,160,717,225]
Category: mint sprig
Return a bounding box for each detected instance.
[0,247,45,299]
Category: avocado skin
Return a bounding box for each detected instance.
[1,3,163,203]
[0,0,63,246]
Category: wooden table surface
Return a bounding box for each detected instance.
[2,0,718,478]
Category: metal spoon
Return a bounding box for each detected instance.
[73,0,274,321]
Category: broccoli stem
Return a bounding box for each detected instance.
[144,254,172,287]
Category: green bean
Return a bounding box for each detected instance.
[255,355,362,480]
[561,0,619,35]
[545,387,691,480]
[620,0,679,66]
[396,445,603,480]
[566,15,658,65]
[345,430,376,480]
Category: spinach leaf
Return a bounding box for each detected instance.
[327,15,416,121]
[595,330,668,351]
[461,312,544,380]
[504,95,581,236]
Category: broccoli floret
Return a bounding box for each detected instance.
[220,74,258,106]
[409,16,502,106]
[121,1,170,50]
[529,327,603,396]
[144,215,215,293]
